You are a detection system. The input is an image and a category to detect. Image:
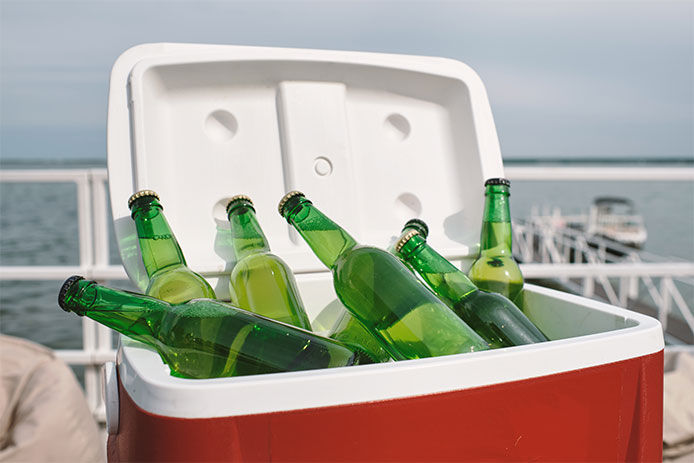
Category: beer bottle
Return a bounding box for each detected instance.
[58,276,357,379]
[226,195,311,330]
[278,191,489,360]
[328,308,392,364]
[468,178,524,302]
[394,226,548,348]
[129,190,216,304]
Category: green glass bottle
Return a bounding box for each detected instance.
[58,276,357,379]
[226,195,312,330]
[278,191,489,360]
[328,308,393,364]
[394,227,548,348]
[129,190,216,304]
[468,178,524,302]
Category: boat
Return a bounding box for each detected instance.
[526,196,648,258]
[586,196,648,248]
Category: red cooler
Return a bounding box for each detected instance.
[103,43,664,462]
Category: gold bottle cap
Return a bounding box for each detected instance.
[394,229,420,253]
[225,194,253,215]
[128,190,160,209]
[278,190,305,216]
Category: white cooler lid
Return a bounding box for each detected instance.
[107,43,504,297]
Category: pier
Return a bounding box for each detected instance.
[507,165,694,346]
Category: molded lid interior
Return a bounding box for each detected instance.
[107,43,504,297]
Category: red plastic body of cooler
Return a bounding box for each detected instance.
[108,350,663,463]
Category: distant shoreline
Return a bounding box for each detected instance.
[504,157,694,165]
[1,156,692,169]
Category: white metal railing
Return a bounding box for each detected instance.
[0,168,122,421]
[2,165,694,421]
[504,165,694,181]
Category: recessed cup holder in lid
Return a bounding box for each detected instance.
[384,113,411,141]
[205,110,238,142]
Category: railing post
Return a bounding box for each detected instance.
[659,277,671,331]
[89,169,111,275]
[77,171,103,415]
[583,275,595,298]
[627,254,640,299]
[619,277,627,306]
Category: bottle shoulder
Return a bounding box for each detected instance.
[148,264,206,281]
[146,265,216,303]
[333,245,401,269]
[231,251,294,276]
[469,254,522,276]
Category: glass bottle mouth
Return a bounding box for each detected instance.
[394,229,420,254]
[278,190,308,218]
[226,194,254,216]
[128,190,160,210]
[402,218,429,239]
[58,275,85,313]
[484,178,510,187]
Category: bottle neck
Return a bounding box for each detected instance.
[227,204,270,260]
[131,199,187,277]
[480,185,513,253]
[398,234,478,300]
[282,197,358,269]
[62,279,167,341]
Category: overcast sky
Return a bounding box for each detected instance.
[1,0,692,161]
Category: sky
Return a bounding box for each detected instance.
[0,0,692,161]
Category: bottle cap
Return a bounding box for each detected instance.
[278,191,306,216]
[128,190,160,209]
[394,229,420,253]
[403,218,429,239]
[484,178,510,187]
[225,194,254,215]
[58,275,85,312]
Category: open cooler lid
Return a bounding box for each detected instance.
[107,43,504,296]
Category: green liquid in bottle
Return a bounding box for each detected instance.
[59,276,356,379]
[158,302,341,378]
[146,266,217,306]
[396,226,548,348]
[230,255,311,328]
[129,190,216,305]
[329,307,392,364]
[335,246,487,359]
[468,179,524,302]
[227,195,312,330]
[279,192,490,360]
